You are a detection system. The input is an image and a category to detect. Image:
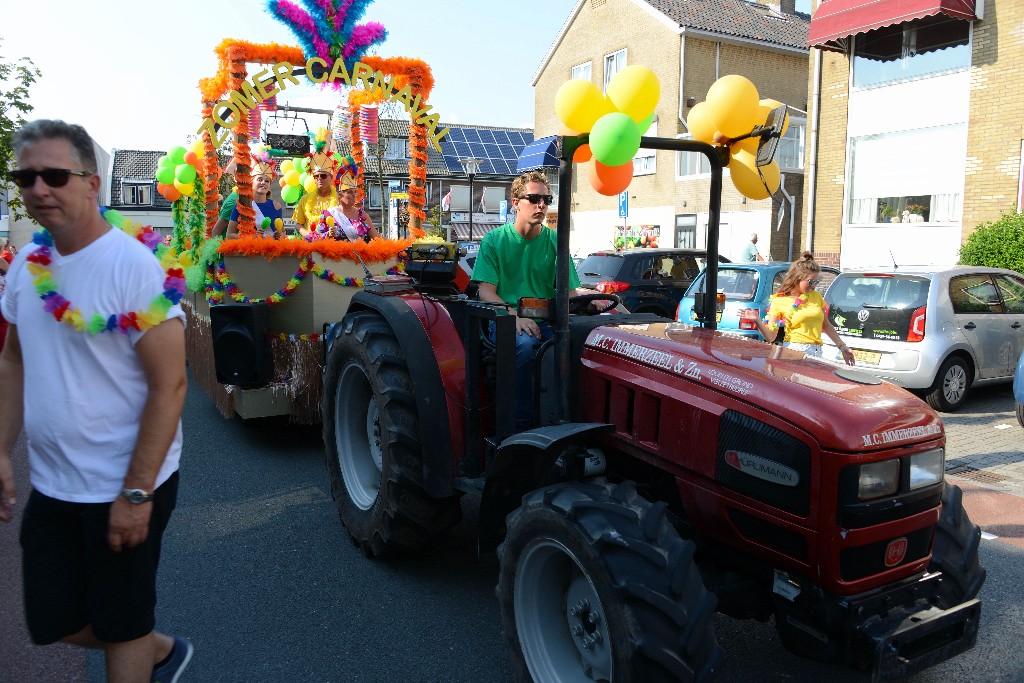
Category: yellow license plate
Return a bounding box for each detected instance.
[852,349,881,365]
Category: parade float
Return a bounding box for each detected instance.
[165,0,448,423]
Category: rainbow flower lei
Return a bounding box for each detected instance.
[763,292,805,330]
[26,208,185,335]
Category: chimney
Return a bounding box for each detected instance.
[779,0,796,13]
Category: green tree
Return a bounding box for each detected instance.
[1,39,42,221]
[959,211,1024,274]
[425,203,447,238]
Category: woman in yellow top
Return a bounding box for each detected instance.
[744,252,855,365]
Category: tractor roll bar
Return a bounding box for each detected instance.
[553,135,726,425]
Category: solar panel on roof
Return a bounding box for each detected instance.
[483,143,500,158]
[463,129,480,143]
[491,131,510,145]
[454,141,472,156]
[499,145,516,159]
[478,129,494,144]
[446,128,465,142]
[470,143,486,158]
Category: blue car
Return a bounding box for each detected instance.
[677,262,840,336]
[1015,349,1024,427]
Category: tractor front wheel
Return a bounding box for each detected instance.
[497,480,723,682]
[930,482,986,608]
[322,310,461,557]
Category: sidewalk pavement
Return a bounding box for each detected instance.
[941,383,1024,549]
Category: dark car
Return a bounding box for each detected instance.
[576,248,729,318]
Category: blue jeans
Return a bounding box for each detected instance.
[489,320,553,429]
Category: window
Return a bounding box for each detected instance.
[121,181,153,206]
[383,138,408,160]
[482,186,505,213]
[950,274,1002,314]
[603,49,626,92]
[449,185,471,212]
[847,124,965,225]
[775,117,805,171]
[571,61,592,81]
[368,184,385,208]
[996,274,1024,314]
[853,16,971,88]
[676,137,710,178]
[633,120,657,175]
[675,215,696,248]
[691,268,760,300]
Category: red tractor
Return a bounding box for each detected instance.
[320,135,984,682]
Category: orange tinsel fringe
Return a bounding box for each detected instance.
[219,236,414,263]
[199,39,305,102]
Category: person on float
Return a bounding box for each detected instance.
[323,171,381,242]
[225,154,283,239]
[292,151,340,240]
[743,251,855,363]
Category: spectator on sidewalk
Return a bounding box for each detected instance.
[0,119,193,682]
[741,232,765,262]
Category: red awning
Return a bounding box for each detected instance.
[808,0,976,50]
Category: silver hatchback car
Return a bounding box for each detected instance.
[820,266,1024,411]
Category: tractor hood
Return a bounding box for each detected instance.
[582,322,943,453]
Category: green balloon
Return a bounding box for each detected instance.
[281,185,301,204]
[157,155,174,168]
[637,112,655,135]
[167,146,187,165]
[589,113,641,167]
[175,164,197,184]
[156,166,175,185]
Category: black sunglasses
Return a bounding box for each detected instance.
[9,168,93,188]
[516,193,553,205]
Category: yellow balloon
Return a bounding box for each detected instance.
[280,159,295,174]
[283,169,300,186]
[705,74,760,139]
[554,79,614,133]
[606,65,660,122]
[730,136,759,157]
[173,179,195,197]
[686,102,718,145]
[303,177,317,194]
[729,148,780,200]
[757,98,790,137]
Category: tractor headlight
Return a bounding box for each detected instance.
[909,448,944,490]
[858,459,899,500]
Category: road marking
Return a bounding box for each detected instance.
[981,531,999,540]
[994,424,1013,430]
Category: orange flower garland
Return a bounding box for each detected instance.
[218,235,413,264]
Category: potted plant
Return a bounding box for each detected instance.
[879,203,894,222]
[906,204,927,223]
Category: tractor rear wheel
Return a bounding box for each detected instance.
[930,482,986,608]
[497,480,723,682]
[322,310,461,557]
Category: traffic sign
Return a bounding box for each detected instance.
[618,191,628,218]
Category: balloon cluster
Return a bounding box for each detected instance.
[555,65,660,196]
[278,157,311,205]
[156,140,205,202]
[686,75,790,200]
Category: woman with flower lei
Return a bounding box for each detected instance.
[320,171,381,243]
[742,251,855,364]
[226,149,283,239]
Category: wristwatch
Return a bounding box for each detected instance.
[120,488,154,505]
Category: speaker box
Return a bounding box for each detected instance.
[211,303,274,386]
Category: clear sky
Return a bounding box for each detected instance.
[3,0,579,152]
[3,0,812,153]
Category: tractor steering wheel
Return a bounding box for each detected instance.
[567,293,621,315]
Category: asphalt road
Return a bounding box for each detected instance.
[4,378,1024,682]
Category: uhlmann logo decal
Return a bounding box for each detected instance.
[725,450,799,487]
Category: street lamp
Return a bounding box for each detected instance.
[459,157,483,242]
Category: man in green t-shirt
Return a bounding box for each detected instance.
[211,160,238,238]
[472,170,611,429]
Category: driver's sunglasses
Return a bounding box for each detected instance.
[516,193,553,205]
[9,168,92,188]
[807,278,821,287]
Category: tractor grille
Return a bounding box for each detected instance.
[839,526,934,582]
[728,508,808,562]
[717,411,811,517]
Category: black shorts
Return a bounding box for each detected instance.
[19,472,179,645]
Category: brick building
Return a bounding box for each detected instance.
[533,0,811,261]
[805,0,1014,269]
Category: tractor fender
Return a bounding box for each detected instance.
[478,423,614,559]
[343,290,459,498]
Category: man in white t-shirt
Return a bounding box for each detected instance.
[0,120,192,682]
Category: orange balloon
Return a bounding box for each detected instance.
[183,151,198,166]
[686,102,718,145]
[162,185,182,202]
[573,143,593,163]
[588,158,634,196]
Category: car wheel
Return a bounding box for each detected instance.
[925,356,971,412]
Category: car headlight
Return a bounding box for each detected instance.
[858,460,899,500]
[909,448,944,490]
